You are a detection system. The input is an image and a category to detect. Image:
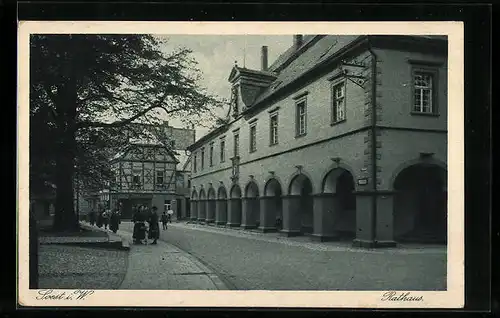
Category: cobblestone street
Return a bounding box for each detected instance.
[38,245,128,289]
[119,221,447,291]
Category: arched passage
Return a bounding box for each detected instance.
[228,184,243,227]
[215,186,228,225]
[393,163,447,244]
[288,174,314,235]
[206,187,216,223]
[262,178,283,231]
[198,188,207,222]
[242,181,260,229]
[190,190,198,221]
[322,168,357,240]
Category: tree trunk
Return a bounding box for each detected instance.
[53,128,78,232]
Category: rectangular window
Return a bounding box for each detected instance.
[296,99,307,137]
[234,133,239,157]
[193,153,197,173]
[201,148,205,170]
[209,142,214,166]
[156,170,164,186]
[132,171,141,188]
[270,113,278,145]
[220,138,226,162]
[413,70,437,114]
[249,124,257,153]
[332,81,346,123]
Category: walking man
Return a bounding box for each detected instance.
[148,206,160,245]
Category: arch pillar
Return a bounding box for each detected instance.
[190,200,198,221]
[227,198,242,227]
[280,195,302,237]
[311,193,339,242]
[215,199,228,225]
[258,196,279,233]
[241,197,259,229]
[206,200,216,223]
[352,191,396,248]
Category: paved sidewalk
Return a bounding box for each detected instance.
[38,221,129,250]
[116,227,228,290]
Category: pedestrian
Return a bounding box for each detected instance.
[167,207,174,223]
[161,211,168,230]
[109,208,120,233]
[102,209,110,230]
[132,206,147,244]
[89,210,96,226]
[96,209,103,228]
[148,206,160,245]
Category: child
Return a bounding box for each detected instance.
[161,211,168,230]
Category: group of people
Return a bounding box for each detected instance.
[132,205,172,245]
[88,208,121,233]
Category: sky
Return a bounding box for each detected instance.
[155,35,293,140]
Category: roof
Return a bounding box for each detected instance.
[253,35,361,107]
[268,35,317,72]
[189,35,447,151]
[111,143,180,164]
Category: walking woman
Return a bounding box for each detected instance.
[148,206,160,245]
[109,208,120,233]
[96,208,104,228]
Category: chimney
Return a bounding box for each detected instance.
[293,35,303,49]
[261,46,268,71]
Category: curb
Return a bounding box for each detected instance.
[167,244,232,290]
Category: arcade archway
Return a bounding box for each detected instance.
[289,174,314,234]
[393,164,447,244]
[322,168,357,239]
[228,184,243,227]
[264,178,283,230]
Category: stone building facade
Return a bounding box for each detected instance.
[187,35,448,247]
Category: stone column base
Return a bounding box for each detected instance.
[206,219,215,223]
[226,222,241,227]
[310,234,339,242]
[352,239,397,248]
[241,224,257,230]
[215,221,226,226]
[279,229,301,237]
[197,218,205,224]
[258,226,277,233]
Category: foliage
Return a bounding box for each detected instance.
[30,34,225,230]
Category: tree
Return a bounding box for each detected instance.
[30,34,224,231]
